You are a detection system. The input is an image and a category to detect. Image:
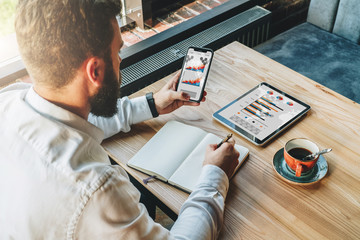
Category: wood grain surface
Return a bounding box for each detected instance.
[102,42,360,239]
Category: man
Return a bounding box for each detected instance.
[0,0,239,239]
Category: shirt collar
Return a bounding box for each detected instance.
[25,87,104,143]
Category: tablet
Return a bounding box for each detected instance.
[213,82,311,146]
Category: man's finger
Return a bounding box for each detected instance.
[170,71,181,89]
[208,144,218,151]
[183,101,200,106]
[171,91,190,101]
[219,138,235,149]
[226,138,236,145]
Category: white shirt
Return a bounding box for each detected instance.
[0,83,229,240]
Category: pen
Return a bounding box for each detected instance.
[217,133,233,148]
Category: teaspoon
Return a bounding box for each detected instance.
[302,148,332,160]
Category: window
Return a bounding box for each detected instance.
[0,0,25,87]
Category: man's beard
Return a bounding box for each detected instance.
[89,62,120,118]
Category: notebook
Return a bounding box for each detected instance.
[127,121,249,193]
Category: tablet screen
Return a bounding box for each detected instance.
[213,82,310,145]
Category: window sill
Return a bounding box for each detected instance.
[0,55,27,87]
[0,33,27,87]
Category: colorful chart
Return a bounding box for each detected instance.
[185,64,205,73]
[241,95,284,122]
[181,78,201,86]
[261,97,284,111]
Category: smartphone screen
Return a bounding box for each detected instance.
[177,47,213,102]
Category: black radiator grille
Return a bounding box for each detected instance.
[120,6,271,96]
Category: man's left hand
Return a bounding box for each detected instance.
[153,71,207,115]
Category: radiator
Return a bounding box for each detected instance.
[120,6,271,96]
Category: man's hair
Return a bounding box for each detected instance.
[15,0,122,88]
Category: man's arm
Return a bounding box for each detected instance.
[76,141,238,240]
[171,140,240,239]
[170,165,229,239]
[75,165,223,240]
[88,71,206,139]
[88,95,153,138]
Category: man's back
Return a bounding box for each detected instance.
[0,84,102,238]
[0,84,167,239]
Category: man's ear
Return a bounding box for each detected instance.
[85,57,105,88]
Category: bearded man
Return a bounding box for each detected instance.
[0,1,239,239]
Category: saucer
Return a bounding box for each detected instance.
[273,148,328,185]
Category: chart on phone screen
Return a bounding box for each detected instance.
[219,85,307,140]
[178,49,211,99]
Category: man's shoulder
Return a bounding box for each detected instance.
[0,82,32,93]
[0,82,31,103]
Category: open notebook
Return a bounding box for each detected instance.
[127,121,249,193]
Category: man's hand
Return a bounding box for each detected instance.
[153,71,206,115]
[204,138,240,179]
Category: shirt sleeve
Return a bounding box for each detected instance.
[75,164,228,240]
[88,96,153,139]
[170,164,229,240]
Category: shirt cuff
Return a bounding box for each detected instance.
[130,96,154,124]
[195,164,229,199]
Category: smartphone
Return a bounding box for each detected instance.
[176,47,214,102]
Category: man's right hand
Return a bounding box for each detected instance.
[203,138,240,179]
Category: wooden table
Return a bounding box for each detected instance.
[102,41,360,239]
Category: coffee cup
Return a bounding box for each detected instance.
[284,138,319,177]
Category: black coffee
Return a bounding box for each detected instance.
[288,147,312,160]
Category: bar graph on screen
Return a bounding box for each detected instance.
[185,64,205,73]
[181,78,201,86]
[240,95,284,122]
